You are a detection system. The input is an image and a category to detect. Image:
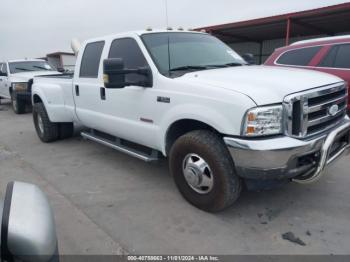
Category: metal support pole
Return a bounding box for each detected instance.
[259,41,263,64]
[285,17,291,46]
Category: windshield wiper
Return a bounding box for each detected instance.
[33,65,51,70]
[205,62,244,68]
[169,63,243,74]
[14,67,32,71]
[169,65,209,72]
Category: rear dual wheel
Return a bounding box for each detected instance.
[11,93,26,114]
[33,102,74,142]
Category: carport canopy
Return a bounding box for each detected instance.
[196,3,350,46]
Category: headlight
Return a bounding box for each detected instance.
[12,82,28,92]
[242,105,284,137]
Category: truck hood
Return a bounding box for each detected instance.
[181,65,344,105]
[10,71,60,82]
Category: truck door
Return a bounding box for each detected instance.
[317,44,350,83]
[317,43,350,110]
[73,41,106,129]
[98,37,158,149]
[73,38,158,149]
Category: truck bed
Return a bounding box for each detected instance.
[32,72,76,123]
[33,73,73,86]
[35,73,74,79]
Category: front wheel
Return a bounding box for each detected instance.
[33,103,59,142]
[11,93,26,114]
[169,130,242,212]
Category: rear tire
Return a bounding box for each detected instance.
[169,130,242,212]
[33,103,59,142]
[11,93,26,114]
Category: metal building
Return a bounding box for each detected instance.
[195,3,350,64]
[46,52,76,71]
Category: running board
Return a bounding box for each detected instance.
[81,130,160,162]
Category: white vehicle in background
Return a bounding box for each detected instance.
[31,30,350,212]
[0,59,60,114]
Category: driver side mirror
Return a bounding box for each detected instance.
[1,181,58,262]
[0,72,7,77]
[242,53,256,65]
[103,58,152,89]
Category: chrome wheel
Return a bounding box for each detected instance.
[182,153,214,194]
[37,114,44,135]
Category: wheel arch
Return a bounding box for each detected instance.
[164,118,221,156]
[33,94,43,104]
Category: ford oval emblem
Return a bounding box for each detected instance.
[328,104,339,116]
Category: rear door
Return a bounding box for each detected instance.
[317,43,350,84]
[317,43,350,110]
[73,41,105,128]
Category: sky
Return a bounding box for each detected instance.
[0,0,348,60]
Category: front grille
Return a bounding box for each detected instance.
[284,83,348,138]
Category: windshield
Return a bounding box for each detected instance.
[9,61,53,74]
[141,32,246,76]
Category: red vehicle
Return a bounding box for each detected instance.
[265,35,350,112]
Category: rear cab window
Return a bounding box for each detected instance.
[79,41,105,78]
[276,46,322,66]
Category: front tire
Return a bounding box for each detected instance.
[11,93,26,114]
[169,130,242,212]
[33,103,59,142]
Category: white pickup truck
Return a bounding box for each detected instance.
[0,59,59,114]
[31,30,350,212]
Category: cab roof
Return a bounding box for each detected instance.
[291,35,350,46]
[85,29,206,43]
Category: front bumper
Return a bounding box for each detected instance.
[224,119,350,183]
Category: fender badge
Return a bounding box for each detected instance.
[157,96,170,103]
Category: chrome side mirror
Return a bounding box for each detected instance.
[1,181,58,262]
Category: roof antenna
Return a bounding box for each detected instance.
[164,0,169,28]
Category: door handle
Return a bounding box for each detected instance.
[75,85,79,96]
[100,87,106,100]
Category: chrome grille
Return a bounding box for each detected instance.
[284,83,348,138]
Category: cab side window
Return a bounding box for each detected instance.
[276,46,322,66]
[335,44,350,69]
[80,41,105,78]
[108,38,149,83]
[319,44,350,69]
